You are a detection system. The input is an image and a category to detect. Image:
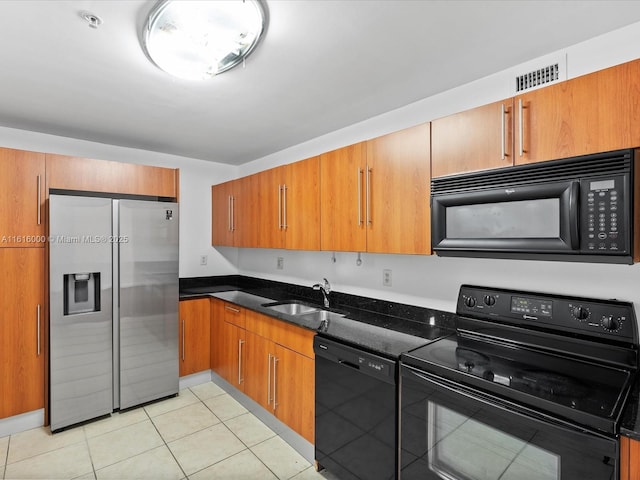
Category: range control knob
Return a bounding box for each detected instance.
[601,315,619,332]
[464,296,477,308]
[571,306,590,321]
[483,295,496,306]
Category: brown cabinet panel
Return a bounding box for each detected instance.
[0,148,45,247]
[515,59,640,165]
[211,182,234,246]
[223,303,245,328]
[245,309,314,358]
[366,123,431,254]
[285,157,321,250]
[219,321,246,391]
[255,167,286,249]
[320,143,367,252]
[432,100,513,177]
[0,248,45,418]
[210,299,225,372]
[179,299,211,377]
[46,154,179,198]
[274,344,315,443]
[620,435,640,480]
[243,331,271,411]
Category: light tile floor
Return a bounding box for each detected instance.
[0,382,337,480]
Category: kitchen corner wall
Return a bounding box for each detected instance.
[0,126,238,278]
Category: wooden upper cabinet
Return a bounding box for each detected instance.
[254,166,286,249]
[320,142,367,252]
[211,181,234,246]
[0,248,45,418]
[0,148,45,247]
[211,176,257,247]
[366,123,431,254]
[178,299,211,377]
[515,59,640,165]
[46,154,179,199]
[285,157,321,250]
[431,100,514,177]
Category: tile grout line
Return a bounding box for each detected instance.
[81,425,98,480]
[2,435,8,480]
[146,395,189,480]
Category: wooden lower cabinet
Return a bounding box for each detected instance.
[620,435,640,480]
[179,299,211,376]
[0,248,44,418]
[210,302,315,443]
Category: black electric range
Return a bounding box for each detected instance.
[399,285,639,480]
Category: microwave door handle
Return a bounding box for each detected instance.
[569,181,580,250]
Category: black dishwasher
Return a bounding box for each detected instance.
[315,336,397,480]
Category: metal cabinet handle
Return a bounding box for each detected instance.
[267,353,272,405]
[501,103,506,160]
[518,98,524,157]
[181,319,185,361]
[272,356,278,410]
[231,196,235,232]
[36,304,41,356]
[278,185,282,229]
[282,185,287,230]
[36,175,41,225]
[238,339,244,384]
[225,305,240,314]
[228,196,232,232]
[357,168,363,226]
[366,166,372,225]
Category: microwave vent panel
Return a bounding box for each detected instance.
[515,63,560,93]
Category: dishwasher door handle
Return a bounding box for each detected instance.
[338,359,360,370]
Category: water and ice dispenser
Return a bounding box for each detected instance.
[63,273,100,315]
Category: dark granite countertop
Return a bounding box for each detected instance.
[621,375,640,439]
[179,275,456,359]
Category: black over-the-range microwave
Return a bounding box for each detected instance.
[431,149,636,264]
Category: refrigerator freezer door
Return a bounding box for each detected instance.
[118,200,179,409]
[49,195,113,431]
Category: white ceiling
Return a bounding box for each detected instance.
[1,1,640,165]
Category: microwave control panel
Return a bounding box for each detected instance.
[580,175,628,254]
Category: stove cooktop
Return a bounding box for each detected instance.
[402,333,633,433]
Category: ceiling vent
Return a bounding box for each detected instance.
[516,63,560,93]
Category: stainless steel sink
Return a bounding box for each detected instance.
[263,301,320,316]
[300,309,345,323]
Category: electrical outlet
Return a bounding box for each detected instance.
[200,255,208,266]
[383,269,392,287]
[277,257,284,270]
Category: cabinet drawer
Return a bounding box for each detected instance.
[223,303,245,328]
[245,309,314,358]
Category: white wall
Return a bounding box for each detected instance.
[0,126,238,278]
[233,20,640,316]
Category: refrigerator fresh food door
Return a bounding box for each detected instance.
[118,200,179,409]
[49,195,113,431]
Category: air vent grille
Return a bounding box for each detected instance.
[516,63,560,92]
[432,150,633,195]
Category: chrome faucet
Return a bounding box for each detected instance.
[313,278,331,308]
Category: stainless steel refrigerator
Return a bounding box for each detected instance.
[49,194,179,431]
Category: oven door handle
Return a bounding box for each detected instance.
[402,365,614,443]
[568,180,580,250]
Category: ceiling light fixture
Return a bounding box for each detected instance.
[142,0,267,81]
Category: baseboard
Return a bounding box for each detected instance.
[178,370,213,390]
[0,409,44,438]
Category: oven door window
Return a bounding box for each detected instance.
[428,402,559,480]
[400,366,617,480]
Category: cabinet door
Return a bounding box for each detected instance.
[179,299,211,376]
[210,299,225,372]
[212,182,234,246]
[0,148,45,247]
[515,59,640,165]
[273,344,315,443]
[320,143,367,252]
[0,248,44,418]
[366,123,431,254]
[285,157,321,250]
[432,100,514,177]
[243,331,272,411]
[234,174,260,248]
[220,322,246,391]
[255,167,286,249]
